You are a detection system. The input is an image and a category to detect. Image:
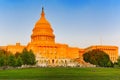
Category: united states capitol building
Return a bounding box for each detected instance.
[0,8,118,67]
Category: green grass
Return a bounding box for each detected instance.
[0,67,120,80]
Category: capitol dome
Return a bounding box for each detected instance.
[31,7,55,45]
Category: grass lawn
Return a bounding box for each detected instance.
[0,67,120,80]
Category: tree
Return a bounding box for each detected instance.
[0,49,9,67]
[83,49,113,67]
[0,56,5,67]
[15,56,23,67]
[0,48,36,67]
[21,48,29,65]
[117,56,120,67]
[28,50,36,65]
[107,61,113,67]
[21,48,36,65]
[15,52,21,58]
[7,54,16,67]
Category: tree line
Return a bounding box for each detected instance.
[0,48,36,67]
[83,49,113,67]
[1,48,120,68]
[83,49,120,67]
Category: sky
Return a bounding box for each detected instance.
[0,0,120,50]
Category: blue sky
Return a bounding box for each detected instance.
[0,0,120,50]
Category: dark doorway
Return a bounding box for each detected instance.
[52,59,54,64]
